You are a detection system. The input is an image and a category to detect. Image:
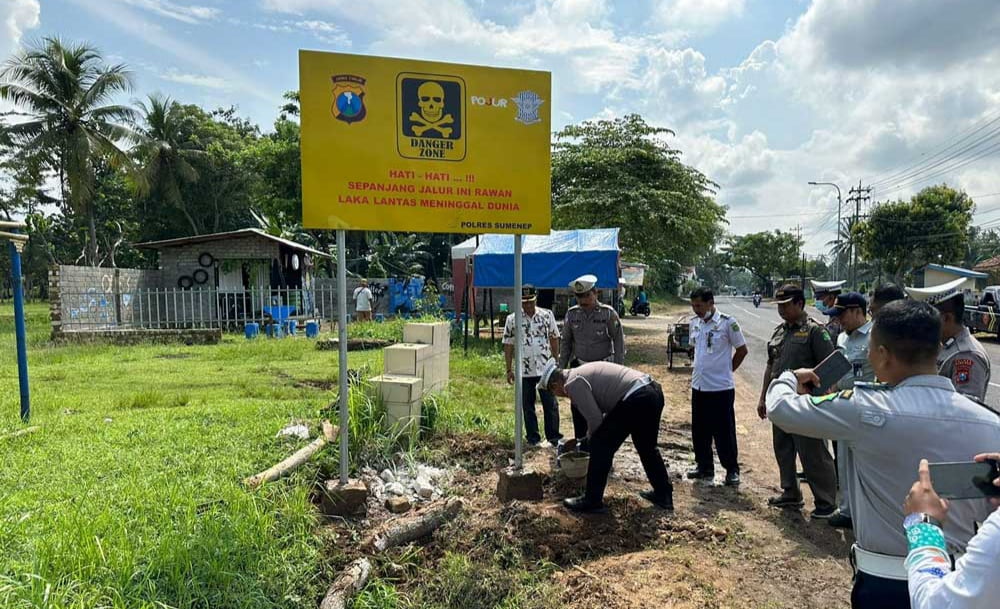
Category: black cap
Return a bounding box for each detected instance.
[521,285,537,302]
[774,284,804,304]
[830,292,867,316]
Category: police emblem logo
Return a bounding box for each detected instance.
[330,74,367,124]
[397,73,466,161]
[511,90,544,125]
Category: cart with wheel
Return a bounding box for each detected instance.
[667,321,692,369]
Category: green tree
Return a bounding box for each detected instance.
[551,114,725,288]
[0,37,138,265]
[964,226,1000,268]
[855,185,974,281]
[726,230,802,291]
[134,94,203,233]
[365,232,429,278]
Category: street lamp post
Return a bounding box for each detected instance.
[808,181,842,279]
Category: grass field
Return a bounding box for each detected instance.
[0,303,516,609]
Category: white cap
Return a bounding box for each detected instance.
[811,279,846,294]
[905,277,966,306]
[539,358,559,389]
[570,274,598,294]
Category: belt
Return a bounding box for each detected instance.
[850,545,907,581]
[623,375,653,401]
[577,355,614,364]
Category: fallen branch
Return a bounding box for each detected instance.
[319,557,372,609]
[244,421,338,489]
[573,565,598,580]
[1,426,40,441]
[366,498,464,553]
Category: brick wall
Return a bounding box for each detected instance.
[157,236,278,289]
[50,265,163,337]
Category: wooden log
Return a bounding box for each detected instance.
[365,498,463,553]
[244,421,338,489]
[319,557,372,609]
[0,426,40,441]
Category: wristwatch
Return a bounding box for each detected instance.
[903,512,943,530]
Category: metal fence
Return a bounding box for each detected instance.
[57,286,348,332]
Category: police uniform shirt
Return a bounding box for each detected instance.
[835,320,876,391]
[767,371,1000,557]
[690,310,746,392]
[938,326,991,402]
[558,303,625,368]
[766,314,835,381]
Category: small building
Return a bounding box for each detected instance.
[915,263,988,292]
[973,256,1000,285]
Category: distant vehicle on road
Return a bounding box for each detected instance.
[965,285,1000,338]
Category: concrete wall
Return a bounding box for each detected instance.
[50,265,163,335]
[923,268,980,292]
[157,235,279,289]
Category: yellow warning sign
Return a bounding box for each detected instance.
[299,51,551,234]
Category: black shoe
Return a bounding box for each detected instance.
[563,496,607,514]
[810,506,837,520]
[686,468,715,480]
[639,490,674,511]
[827,513,853,529]
[724,471,741,486]
[767,494,804,508]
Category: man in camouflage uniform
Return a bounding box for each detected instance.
[757,284,839,519]
[559,274,625,444]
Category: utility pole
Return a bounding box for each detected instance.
[847,180,872,290]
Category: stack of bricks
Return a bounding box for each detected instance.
[370,322,451,435]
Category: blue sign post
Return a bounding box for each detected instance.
[2,221,29,422]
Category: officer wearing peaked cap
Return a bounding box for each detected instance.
[560,274,626,444]
[906,278,992,404]
[812,279,846,343]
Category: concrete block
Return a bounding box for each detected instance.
[385,399,421,423]
[371,374,423,403]
[496,467,545,502]
[384,343,434,375]
[320,479,368,516]
[403,322,450,354]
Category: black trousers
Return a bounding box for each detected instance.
[851,571,910,609]
[585,383,673,503]
[521,376,561,444]
[691,388,739,474]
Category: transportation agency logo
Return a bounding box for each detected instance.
[330,74,367,124]
[511,90,544,125]
[397,73,466,161]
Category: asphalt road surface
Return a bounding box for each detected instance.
[714,295,1000,413]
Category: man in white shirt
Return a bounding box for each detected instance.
[353,279,373,322]
[902,454,1000,609]
[687,287,749,486]
[503,285,562,446]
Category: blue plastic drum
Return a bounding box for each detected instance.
[305,321,319,338]
[284,320,297,336]
[245,322,260,339]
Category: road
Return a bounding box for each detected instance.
[713,295,1000,412]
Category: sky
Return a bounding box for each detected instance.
[3,0,1000,256]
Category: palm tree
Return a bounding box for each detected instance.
[365,232,430,278]
[0,37,138,265]
[134,94,203,233]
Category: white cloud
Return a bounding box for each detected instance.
[160,69,230,89]
[243,18,352,47]
[0,0,40,57]
[114,0,220,24]
[655,0,745,37]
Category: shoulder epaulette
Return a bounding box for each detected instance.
[855,381,890,391]
[719,312,731,319]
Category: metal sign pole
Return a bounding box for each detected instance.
[337,230,349,484]
[513,234,524,469]
[10,240,30,422]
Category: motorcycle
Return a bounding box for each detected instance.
[630,300,651,317]
[752,294,762,308]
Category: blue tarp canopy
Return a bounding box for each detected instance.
[472,228,620,289]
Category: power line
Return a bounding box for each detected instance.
[876,140,1000,196]
[873,128,1000,192]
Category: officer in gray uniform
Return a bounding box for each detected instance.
[559,274,626,442]
[766,299,1000,608]
[907,278,992,404]
[828,291,876,530]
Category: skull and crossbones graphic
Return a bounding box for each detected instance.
[410,81,454,138]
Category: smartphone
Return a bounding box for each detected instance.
[928,460,1000,499]
[809,350,853,396]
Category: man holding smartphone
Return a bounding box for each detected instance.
[902,455,1000,608]
[766,300,1000,608]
